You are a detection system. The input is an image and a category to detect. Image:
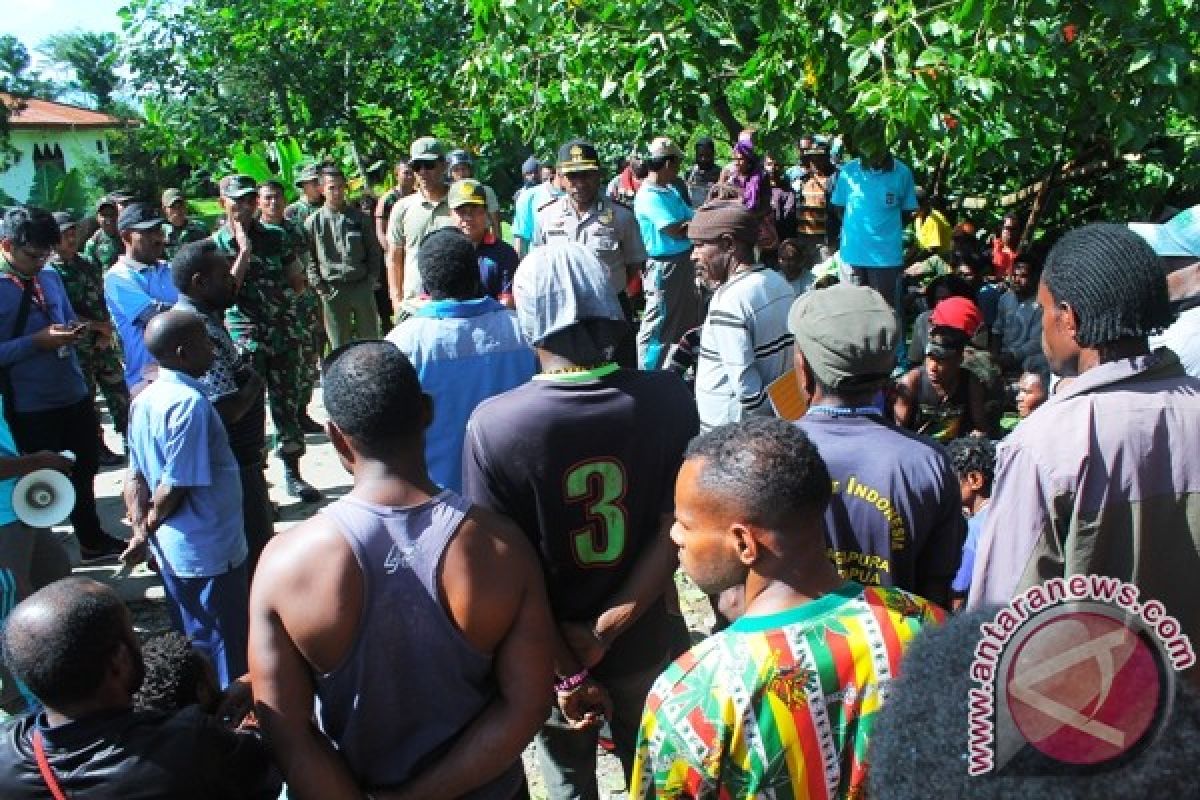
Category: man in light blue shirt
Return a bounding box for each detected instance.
[103,202,178,395]
[633,137,701,370]
[386,228,535,491]
[513,164,563,257]
[124,310,247,687]
[830,140,918,309]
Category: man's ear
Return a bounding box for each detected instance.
[966,470,986,493]
[794,349,816,402]
[730,523,760,566]
[1059,299,1081,340]
[327,420,355,467]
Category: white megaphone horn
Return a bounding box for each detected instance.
[13,452,76,528]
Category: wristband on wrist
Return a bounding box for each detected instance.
[554,668,590,694]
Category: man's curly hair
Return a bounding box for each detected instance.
[134,632,215,713]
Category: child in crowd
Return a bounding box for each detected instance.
[946,436,996,610]
[134,631,221,714]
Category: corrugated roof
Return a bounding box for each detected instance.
[1,94,126,129]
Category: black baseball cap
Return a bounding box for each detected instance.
[117,202,164,233]
[558,139,601,174]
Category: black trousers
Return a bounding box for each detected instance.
[239,462,274,583]
[11,397,106,547]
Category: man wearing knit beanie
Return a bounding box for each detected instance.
[969,223,1200,681]
[689,200,795,431]
[791,284,965,608]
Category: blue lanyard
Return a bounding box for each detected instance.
[807,404,882,418]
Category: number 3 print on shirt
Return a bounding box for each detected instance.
[565,458,629,567]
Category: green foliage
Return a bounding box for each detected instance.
[0,35,54,170]
[25,168,93,215]
[121,0,472,174]
[225,138,313,202]
[462,0,1199,233]
[115,0,1198,237]
[38,32,123,110]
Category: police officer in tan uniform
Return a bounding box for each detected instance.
[533,139,646,366]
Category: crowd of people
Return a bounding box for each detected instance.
[0,126,1196,798]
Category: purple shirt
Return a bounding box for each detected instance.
[968,350,1200,646]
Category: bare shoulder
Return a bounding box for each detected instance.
[252,513,358,608]
[452,505,538,575]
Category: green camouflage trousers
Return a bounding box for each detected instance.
[78,337,130,435]
[293,287,323,407]
[231,320,306,457]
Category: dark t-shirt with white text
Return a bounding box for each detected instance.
[796,412,965,597]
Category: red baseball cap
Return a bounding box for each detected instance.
[931,296,983,337]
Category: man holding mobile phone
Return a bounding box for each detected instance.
[0,208,126,562]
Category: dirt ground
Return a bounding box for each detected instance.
[77,388,714,799]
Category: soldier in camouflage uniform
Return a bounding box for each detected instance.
[161,188,210,262]
[48,211,130,466]
[213,175,321,502]
[261,179,322,434]
[82,196,123,269]
[285,164,325,222]
[283,166,327,421]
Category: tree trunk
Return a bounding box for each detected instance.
[710,91,744,142]
[1021,158,1060,250]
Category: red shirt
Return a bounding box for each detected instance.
[992,237,1017,278]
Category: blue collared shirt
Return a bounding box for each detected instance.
[386,297,536,491]
[103,256,178,390]
[128,368,246,577]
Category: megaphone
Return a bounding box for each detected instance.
[13,469,75,528]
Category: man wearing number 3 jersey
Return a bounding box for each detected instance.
[464,242,700,798]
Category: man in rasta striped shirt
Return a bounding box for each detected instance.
[632,417,943,799]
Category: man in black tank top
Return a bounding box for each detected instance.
[464,242,699,797]
[248,342,556,799]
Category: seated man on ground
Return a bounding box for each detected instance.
[1014,368,1049,420]
[134,631,222,715]
[632,418,943,798]
[893,296,991,441]
[0,577,278,798]
[990,253,1045,378]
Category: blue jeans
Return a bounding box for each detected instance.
[159,561,249,688]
